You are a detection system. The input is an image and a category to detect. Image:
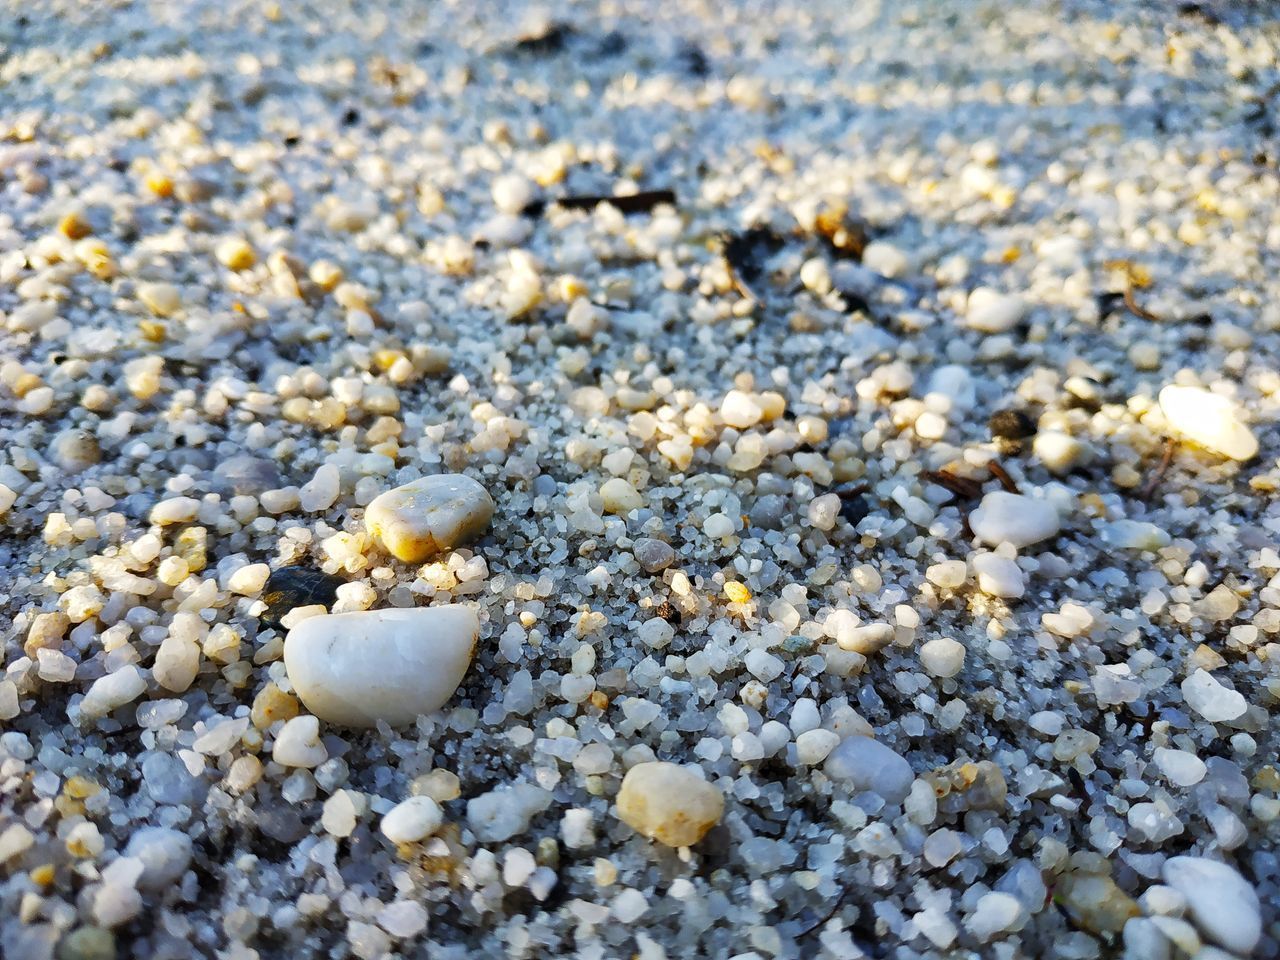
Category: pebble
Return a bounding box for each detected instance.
[52,429,101,472]
[1158,385,1258,461]
[467,782,552,843]
[794,729,840,765]
[380,796,444,844]
[972,553,1025,599]
[1152,748,1206,787]
[720,390,763,429]
[365,474,495,563]
[919,637,966,678]
[965,891,1027,941]
[1161,856,1262,954]
[965,287,1026,332]
[298,463,341,512]
[123,827,192,889]
[271,715,328,768]
[633,538,675,572]
[615,761,725,847]
[137,282,181,317]
[824,736,915,804]
[1033,431,1092,474]
[78,666,146,719]
[969,492,1061,548]
[259,568,344,626]
[988,409,1037,441]
[1181,669,1248,722]
[600,477,643,514]
[284,606,478,727]
[212,456,282,496]
[1101,520,1171,551]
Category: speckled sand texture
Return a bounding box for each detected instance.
[1,1,1279,958]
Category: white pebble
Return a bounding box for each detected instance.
[970,492,1060,548]
[1161,856,1261,954]
[272,714,328,768]
[616,761,724,847]
[795,729,840,765]
[1181,669,1247,722]
[285,606,478,727]
[381,796,444,844]
[973,554,1025,599]
[299,463,341,512]
[966,287,1026,332]
[1153,748,1206,787]
[79,665,146,719]
[919,637,965,678]
[1159,385,1257,461]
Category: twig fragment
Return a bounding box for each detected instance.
[1140,438,1177,501]
[988,460,1020,494]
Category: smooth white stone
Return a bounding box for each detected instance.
[1181,669,1247,722]
[973,553,1026,599]
[1101,520,1171,551]
[272,715,328,768]
[720,390,763,429]
[919,637,965,678]
[1159,385,1257,461]
[966,287,1026,332]
[124,826,193,889]
[79,666,147,719]
[365,474,494,563]
[1152,747,1206,787]
[970,492,1060,548]
[284,607,478,727]
[380,796,443,844]
[824,736,915,803]
[1161,856,1261,954]
[616,761,724,847]
[794,729,840,765]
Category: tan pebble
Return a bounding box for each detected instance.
[616,761,724,847]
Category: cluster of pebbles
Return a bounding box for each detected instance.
[2,0,1279,957]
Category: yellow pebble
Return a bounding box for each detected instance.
[63,776,101,799]
[216,237,257,271]
[58,211,92,239]
[724,581,751,604]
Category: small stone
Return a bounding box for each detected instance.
[973,554,1025,599]
[1159,385,1257,461]
[616,761,724,847]
[1181,669,1247,722]
[467,782,552,842]
[149,497,200,525]
[795,729,840,765]
[600,477,643,514]
[79,666,146,719]
[377,901,428,939]
[137,282,181,317]
[365,474,495,563]
[1101,520,1171,551]
[633,538,675,572]
[52,429,101,472]
[215,237,256,270]
[837,622,894,655]
[1153,748,1206,787]
[153,635,200,692]
[123,827,192,889]
[966,287,1026,332]
[272,715,328,768]
[1161,856,1261,954]
[322,790,360,837]
[720,390,763,429]
[1033,431,1092,474]
[703,512,736,539]
[965,891,1027,941]
[919,637,965,678]
[284,606,478,727]
[212,456,281,497]
[824,736,915,804]
[259,568,343,627]
[56,927,116,960]
[970,492,1060,548]
[988,409,1036,441]
[227,563,271,595]
[381,796,444,844]
[299,463,341,512]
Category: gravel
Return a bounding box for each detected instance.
[2,0,1279,957]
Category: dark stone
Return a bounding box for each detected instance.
[837,493,871,526]
[259,568,343,627]
[988,409,1036,441]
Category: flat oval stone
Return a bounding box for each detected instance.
[1159,385,1258,461]
[365,474,495,563]
[284,606,478,727]
[970,491,1061,549]
[1161,855,1261,954]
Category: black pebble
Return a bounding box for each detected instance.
[259,568,344,627]
[837,492,871,526]
[988,409,1036,441]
